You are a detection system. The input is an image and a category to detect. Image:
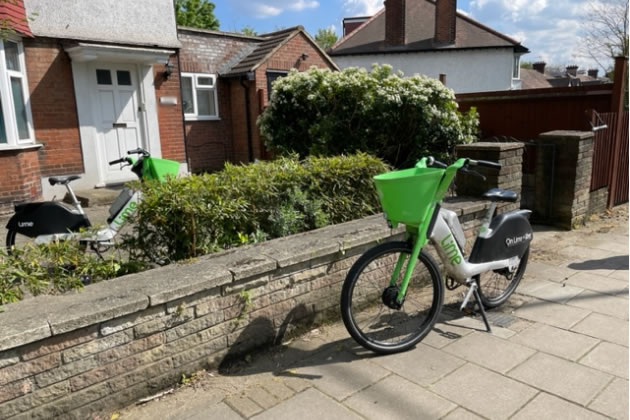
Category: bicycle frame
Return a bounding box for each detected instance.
[389,158,519,303]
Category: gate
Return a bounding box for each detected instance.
[590,111,629,206]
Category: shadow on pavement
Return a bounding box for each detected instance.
[568,255,629,271]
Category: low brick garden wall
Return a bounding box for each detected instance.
[0,199,489,419]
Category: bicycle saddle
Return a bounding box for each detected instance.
[49,175,81,186]
[483,188,518,202]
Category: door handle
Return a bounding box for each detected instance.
[113,122,127,128]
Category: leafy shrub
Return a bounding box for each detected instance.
[121,153,388,264]
[258,64,479,168]
[0,241,141,306]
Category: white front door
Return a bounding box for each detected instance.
[90,63,145,184]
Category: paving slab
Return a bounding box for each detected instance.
[588,378,629,420]
[566,272,629,299]
[517,280,584,304]
[225,394,263,418]
[185,402,243,420]
[344,375,456,420]
[511,392,608,420]
[579,342,629,379]
[521,262,576,283]
[422,317,475,349]
[510,323,600,361]
[251,388,362,420]
[442,332,535,374]
[441,407,485,420]
[508,352,612,405]
[292,350,389,401]
[431,363,537,420]
[513,298,591,329]
[608,269,629,281]
[439,314,516,339]
[370,343,465,386]
[570,312,629,347]
[567,291,629,320]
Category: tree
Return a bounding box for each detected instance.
[175,0,219,30]
[240,26,257,36]
[581,0,629,70]
[520,61,533,69]
[314,28,338,51]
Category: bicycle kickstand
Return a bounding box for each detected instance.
[460,282,492,333]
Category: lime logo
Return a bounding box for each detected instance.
[114,201,137,226]
[441,233,462,265]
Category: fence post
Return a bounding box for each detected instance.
[607,56,628,208]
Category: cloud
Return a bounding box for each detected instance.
[232,0,319,18]
[343,0,384,16]
[465,0,617,70]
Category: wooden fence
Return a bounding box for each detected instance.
[456,85,614,139]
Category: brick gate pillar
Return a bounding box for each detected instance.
[455,142,524,213]
[534,130,594,229]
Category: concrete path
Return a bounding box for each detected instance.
[119,206,629,420]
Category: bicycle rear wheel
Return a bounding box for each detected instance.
[340,241,443,354]
[475,247,529,308]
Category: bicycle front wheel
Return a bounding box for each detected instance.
[340,241,443,354]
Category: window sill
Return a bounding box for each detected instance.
[185,116,221,122]
[0,143,42,152]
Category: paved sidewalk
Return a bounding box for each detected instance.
[119,208,629,420]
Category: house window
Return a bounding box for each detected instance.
[267,70,288,100]
[513,55,520,79]
[181,73,219,120]
[0,39,34,146]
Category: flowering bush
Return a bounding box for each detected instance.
[258,64,479,168]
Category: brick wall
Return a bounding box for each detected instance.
[230,78,255,164]
[245,32,335,161]
[455,142,525,213]
[0,201,486,418]
[184,79,233,172]
[153,54,186,163]
[534,131,594,229]
[23,38,83,177]
[178,31,255,171]
[588,187,609,217]
[0,148,42,215]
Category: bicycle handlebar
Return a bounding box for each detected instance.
[127,148,150,157]
[108,157,132,165]
[467,159,501,170]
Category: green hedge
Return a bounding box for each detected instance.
[258,64,479,168]
[121,153,389,264]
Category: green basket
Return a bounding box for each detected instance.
[374,167,444,228]
[142,157,180,182]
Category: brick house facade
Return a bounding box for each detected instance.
[0,0,185,214]
[178,26,338,172]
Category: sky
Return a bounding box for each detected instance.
[212,0,618,72]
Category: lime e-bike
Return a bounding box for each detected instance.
[5,148,179,253]
[340,157,532,354]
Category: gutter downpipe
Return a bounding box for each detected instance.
[240,73,255,163]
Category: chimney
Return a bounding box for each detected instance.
[533,61,546,74]
[385,0,406,46]
[566,65,578,77]
[343,17,369,36]
[588,68,599,78]
[434,0,456,45]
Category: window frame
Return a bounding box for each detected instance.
[181,72,219,121]
[512,55,521,80]
[0,37,35,147]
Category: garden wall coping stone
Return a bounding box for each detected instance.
[0,199,484,353]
